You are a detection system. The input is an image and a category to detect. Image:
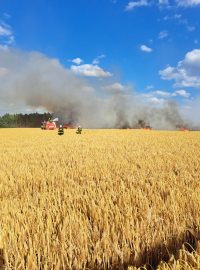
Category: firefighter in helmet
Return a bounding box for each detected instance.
[76,125,82,134]
[58,125,64,136]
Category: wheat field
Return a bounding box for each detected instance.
[0,128,200,270]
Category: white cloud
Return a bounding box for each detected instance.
[159,49,200,88]
[159,30,169,39]
[103,83,127,92]
[140,44,153,52]
[153,90,171,96]
[149,97,165,104]
[146,85,154,90]
[7,35,15,45]
[0,45,8,50]
[164,14,182,20]
[174,89,190,97]
[71,64,112,77]
[92,54,106,65]
[178,18,195,32]
[125,0,200,12]
[71,58,83,65]
[125,0,149,11]
[145,89,191,101]
[184,49,200,70]
[158,0,169,6]
[70,55,110,77]
[0,24,12,36]
[160,66,177,80]
[125,0,200,11]
[0,21,14,46]
[176,0,200,6]
[163,14,194,32]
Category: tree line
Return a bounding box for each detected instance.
[0,113,52,128]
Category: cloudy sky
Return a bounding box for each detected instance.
[0,0,200,118]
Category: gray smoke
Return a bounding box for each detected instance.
[0,48,197,129]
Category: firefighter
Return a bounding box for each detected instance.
[58,125,64,136]
[76,126,82,134]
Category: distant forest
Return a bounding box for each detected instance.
[0,113,52,128]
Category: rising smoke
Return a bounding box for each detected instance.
[0,47,198,129]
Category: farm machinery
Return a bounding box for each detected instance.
[41,118,58,130]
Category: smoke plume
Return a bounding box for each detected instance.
[0,48,198,129]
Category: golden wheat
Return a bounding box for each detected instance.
[0,128,200,269]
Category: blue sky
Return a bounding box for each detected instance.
[0,0,200,112]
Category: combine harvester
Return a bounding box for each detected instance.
[41,118,58,130]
